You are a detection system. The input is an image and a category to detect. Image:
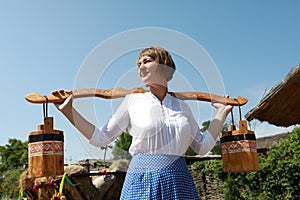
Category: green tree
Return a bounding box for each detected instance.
[200,120,210,133]
[0,139,28,199]
[0,138,28,173]
[112,132,132,160]
[185,146,197,156]
[0,168,23,198]
[210,141,222,155]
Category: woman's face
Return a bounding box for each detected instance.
[137,55,167,87]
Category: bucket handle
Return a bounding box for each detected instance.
[229,98,242,130]
[43,96,48,118]
[235,98,242,121]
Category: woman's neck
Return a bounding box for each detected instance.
[150,84,168,102]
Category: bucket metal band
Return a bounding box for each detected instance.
[220,133,256,143]
[28,133,64,143]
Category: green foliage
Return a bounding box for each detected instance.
[211,141,222,155]
[192,127,300,200]
[0,168,23,198]
[200,120,210,133]
[185,147,197,156]
[0,138,28,174]
[259,127,300,199]
[112,132,132,160]
[223,176,245,200]
[0,138,28,199]
[194,159,246,199]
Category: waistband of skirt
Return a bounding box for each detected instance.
[128,153,187,173]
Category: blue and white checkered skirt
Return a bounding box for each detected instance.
[120,153,199,200]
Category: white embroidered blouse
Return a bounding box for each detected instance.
[89,92,216,156]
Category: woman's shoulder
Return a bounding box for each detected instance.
[168,94,191,111]
[126,91,150,97]
[125,92,151,101]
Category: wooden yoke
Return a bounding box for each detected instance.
[25,87,248,106]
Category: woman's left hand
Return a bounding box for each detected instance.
[211,96,233,114]
[212,102,233,114]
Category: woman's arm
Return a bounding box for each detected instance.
[208,102,232,140]
[53,90,131,148]
[190,102,232,155]
[53,91,95,140]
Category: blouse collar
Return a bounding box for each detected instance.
[148,92,172,105]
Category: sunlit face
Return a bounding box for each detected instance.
[137,55,167,87]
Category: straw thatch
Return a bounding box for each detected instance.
[245,64,300,127]
[256,132,290,153]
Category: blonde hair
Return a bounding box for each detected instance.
[137,46,176,81]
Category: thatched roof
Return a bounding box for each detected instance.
[245,64,300,127]
[256,133,289,149]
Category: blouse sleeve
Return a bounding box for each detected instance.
[89,95,130,147]
[186,105,217,155]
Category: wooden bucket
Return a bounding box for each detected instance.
[220,120,259,172]
[28,117,64,178]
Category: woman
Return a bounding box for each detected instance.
[54,46,232,199]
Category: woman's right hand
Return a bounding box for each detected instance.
[52,90,73,112]
[51,89,95,140]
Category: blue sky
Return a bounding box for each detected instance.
[0,1,299,163]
